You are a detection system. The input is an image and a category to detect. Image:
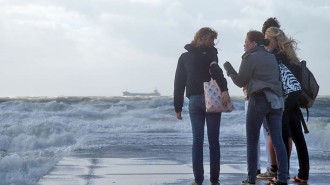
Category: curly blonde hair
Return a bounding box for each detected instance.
[265,27,299,64]
[191,27,218,47]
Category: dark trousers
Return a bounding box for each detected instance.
[291,106,310,180]
[282,103,310,180]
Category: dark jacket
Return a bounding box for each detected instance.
[274,51,302,82]
[229,46,283,97]
[174,44,228,113]
[273,50,302,110]
[273,51,309,142]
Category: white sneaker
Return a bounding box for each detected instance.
[256,170,277,179]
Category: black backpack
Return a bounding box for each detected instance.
[297,60,319,108]
[296,60,319,134]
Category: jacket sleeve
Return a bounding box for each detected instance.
[230,58,253,88]
[174,55,186,113]
[210,63,228,92]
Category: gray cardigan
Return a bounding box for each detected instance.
[230,46,283,97]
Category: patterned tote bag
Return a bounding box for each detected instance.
[203,79,234,113]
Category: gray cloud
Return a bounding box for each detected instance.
[0,0,328,96]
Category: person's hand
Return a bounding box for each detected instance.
[242,86,249,100]
[176,112,182,120]
[221,91,230,106]
[223,61,236,76]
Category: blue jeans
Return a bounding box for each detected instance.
[189,94,221,184]
[246,93,288,183]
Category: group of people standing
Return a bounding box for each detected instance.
[173,17,310,185]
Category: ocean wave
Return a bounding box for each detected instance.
[0,96,329,185]
[305,117,330,150]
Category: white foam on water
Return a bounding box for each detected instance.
[0,96,329,185]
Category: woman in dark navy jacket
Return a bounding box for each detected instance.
[174,27,229,185]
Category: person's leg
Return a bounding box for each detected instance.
[268,136,277,168]
[247,100,261,175]
[282,109,292,171]
[288,137,293,169]
[290,107,309,180]
[206,112,221,183]
[245,94,267,183]
[262,122,271,170]
[256,122,277,179]
[257,139,261,174]
[266,109,289,183]
[189,95,206,184]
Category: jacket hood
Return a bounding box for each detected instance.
[184,44,218,54]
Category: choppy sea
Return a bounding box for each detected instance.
[0,96,329,185]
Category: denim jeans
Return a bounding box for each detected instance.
[246,93,288,183]
[262,123,271,170]
[246,100,270,171]
[189,94,221,184]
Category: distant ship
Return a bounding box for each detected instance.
[122,89,161,97]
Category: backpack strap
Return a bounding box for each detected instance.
[298,108,309,134]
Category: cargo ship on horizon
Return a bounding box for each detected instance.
[122,89,161,97]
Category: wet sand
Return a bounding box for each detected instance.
[38,157,330,185]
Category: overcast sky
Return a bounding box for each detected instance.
[0,0,329,97]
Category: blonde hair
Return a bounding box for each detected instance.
[191,27,218,47]
[265,27,299,64]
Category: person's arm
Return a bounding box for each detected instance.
[209,62,228,92]
[234,59,253,87]
[209,62,230,105]
[224,59,253,88]
[174,55,186,116]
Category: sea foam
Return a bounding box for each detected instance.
[0,96,329,185]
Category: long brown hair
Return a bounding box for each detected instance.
[247,30,268,46]
[191,27,218,47]
[265,27,299,64]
